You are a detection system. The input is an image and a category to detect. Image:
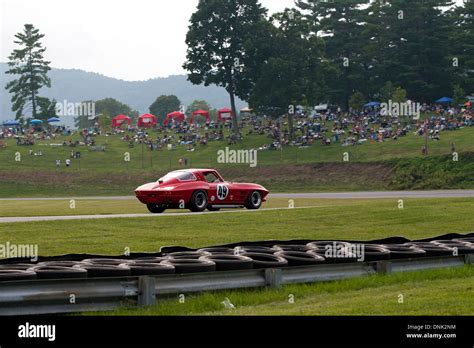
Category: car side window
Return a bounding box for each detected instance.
[203,172,221,183]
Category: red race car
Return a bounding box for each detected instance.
[135,169,269,214]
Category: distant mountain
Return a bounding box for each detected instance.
[0,63,245,127]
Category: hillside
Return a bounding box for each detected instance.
[0,63,245,126]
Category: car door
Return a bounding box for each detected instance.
[203,171,232,205]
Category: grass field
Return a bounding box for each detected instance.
[0,197,341,217]
[0,125,473,197]
[0,198,472,255]
[0,197,472,316]
[99,267,474,316]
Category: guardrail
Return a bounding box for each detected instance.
[0,254,472,316]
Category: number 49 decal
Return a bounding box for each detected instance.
[217,184,229,200]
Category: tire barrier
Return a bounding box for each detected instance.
[122,263,175,276]
[28,266,88,280]
[381,245,427,259]
[240,253,288,269]
[166,251,211,259]
[73,264,132,278]
[161,259,216,274]
[274,251,325,266]
[404,242,456,256]
[0,270,37,281]
[0,234,473,282]
[198,247,235,255]
[199,255,253,271]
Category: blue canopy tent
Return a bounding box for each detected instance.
[47,117,61,123]
[2,120,19,126]
[435,97,453,103]
[364,102,380,108]
[30,119,43,125]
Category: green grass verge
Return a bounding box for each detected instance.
[97,266,474,316]
[0,198,472,256]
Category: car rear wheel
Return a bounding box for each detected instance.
[245,191,262,210]
[189,190,208,212]
[147,204,166,214]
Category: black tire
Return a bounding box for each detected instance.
[147,204,166,214]
[245,191,262,210]
[306,241,352,253]
[133,257,170,263]
[241,252,288,269]
[162,259,216,274]
[189,190,208,212]
[28,266,88,279]
[74,264,131,278]
[404,243,454,256]
[198,247,235,255]
[360,244,391,261]
[0,270,37,281]
[82,258,133,266]
[234,246,277,255]
[274,251,325,266]
[166,251,211,259]
[0,263,36,270]
[199,255,253,271]
[38,261,86,268]
[381,245,426,259]
[120,263,175,276]
[453,237,474,243]
[207,206,221,212]
[307,249,358,264]
[273,244,313,252]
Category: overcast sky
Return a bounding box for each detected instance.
[0,0,295,81]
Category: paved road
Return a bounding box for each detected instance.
[1,190,473,201]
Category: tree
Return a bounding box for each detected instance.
[366,0,455,102]
[36,97,57,119]
[74,98,138,129]
[452,84,466,106]
[297,0,371,109]
[149,95,181,123]
[249,9,328,139]
[187,100,211,116]
[392,87,407,103]
[451,1,474,94]
[183,0,268,137]
[379,82,396,103]
[349,91,365,111]
[5,24,51,122]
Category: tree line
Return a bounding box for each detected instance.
[183,0,474,135]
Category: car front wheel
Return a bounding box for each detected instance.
[147,204,166,214]
[245,191,262,210]
[189,190,208,212]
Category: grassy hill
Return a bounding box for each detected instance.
[0,125,473,197]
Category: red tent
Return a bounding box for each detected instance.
[164,111,186,126]
[112,114,131,128]
[137,114,157,128]
[218,108,233,122]
[190,110,210,124]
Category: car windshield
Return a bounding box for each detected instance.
[159,171,196,182]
